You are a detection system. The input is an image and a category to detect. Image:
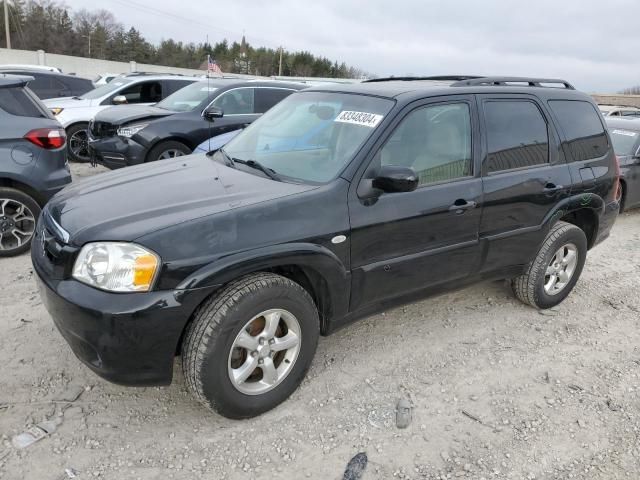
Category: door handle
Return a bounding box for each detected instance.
[543,183,564,193]
[449,199,477,214]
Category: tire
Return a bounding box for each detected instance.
[182,273,320,419]
[146,141,191,163]
[511,221,587,309]
[0,187,41,257]
[66,123,90,162]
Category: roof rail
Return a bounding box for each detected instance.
[363,75,481,83]
[451,77,575,90]
[124,72,187,77]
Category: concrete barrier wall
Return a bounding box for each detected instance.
[0,48,261,80]
[592,94,640,108]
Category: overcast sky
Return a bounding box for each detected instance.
[63,0,639,92]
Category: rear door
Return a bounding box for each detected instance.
[477,95,573,271]
[546,100,616,204]
[348,96,483,310]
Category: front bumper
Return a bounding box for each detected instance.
[88,134,147,170]
[32,243,216,386]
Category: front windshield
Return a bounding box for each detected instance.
[80,78,132,100]
[218,91,394,183]
[609,128,640,156]
[156,82,218,112]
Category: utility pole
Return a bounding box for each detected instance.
[83,32,91,57]
[3,0,11,50]
[278,46,283,76]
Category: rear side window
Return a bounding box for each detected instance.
[548,100,609,161]
[0,87,46,117]
[483,100,549,174]
[255,88,295,114]
[212,88,255,115]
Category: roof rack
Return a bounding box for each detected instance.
[363,75,481,83]
[451,77,575,90]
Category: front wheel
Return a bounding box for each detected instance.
[511,221,587,309]
[182,273,319,418]
[147,141,191,163]
[66,123,90,162]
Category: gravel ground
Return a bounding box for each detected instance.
[1,163,639,480]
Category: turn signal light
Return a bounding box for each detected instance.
[24,128,66,150]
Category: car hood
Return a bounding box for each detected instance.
[46,154,315,246]
[44,96,93,108]
[94,105,174,126]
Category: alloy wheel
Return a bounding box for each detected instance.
[0,198,36,252]
[544,243,578,296]
[69,129,90,161]
[158,149,186,160]
[228,309,302,395]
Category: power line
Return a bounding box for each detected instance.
[107,0,280,50]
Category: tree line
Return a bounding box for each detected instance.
[0,0,370,78]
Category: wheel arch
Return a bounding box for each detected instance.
[544,193,603,250]
[174,244,351,351]
[145,137,194,163]
[0,176,45,206]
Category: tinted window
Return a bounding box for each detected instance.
[484,100,549,173]
[165,79,195,95]
[117,81,163,104]
[380,103,472,185]
[548,100,609,161]
[212,88,254,115]
[255,88,295,114]
[0,87,47,117]
[81,78,133,100]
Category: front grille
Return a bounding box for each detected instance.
[33,214,78,280]
[90,120,118,139]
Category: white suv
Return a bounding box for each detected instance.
[44,73,201,162]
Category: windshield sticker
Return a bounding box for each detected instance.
[612,129,638,137]
[335,111,383,128]
[113,82,124,86]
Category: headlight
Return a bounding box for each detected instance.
[50,107,64,115]
[117,123,148,138]
[72,242,160,292]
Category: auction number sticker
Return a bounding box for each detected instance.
[612,129,638,137]
[335,111,384,128]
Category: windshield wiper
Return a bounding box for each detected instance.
[232,158,282,181]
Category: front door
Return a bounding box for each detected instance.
[348,97,483,310]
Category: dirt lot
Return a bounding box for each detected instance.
[1,163,639,480]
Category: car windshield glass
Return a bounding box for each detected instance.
[79,78,132,99]
[156,82,218,112]
[609,128,640,155]
[216,91,394,183]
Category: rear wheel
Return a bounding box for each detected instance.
[511,221,587,309]
[182,273,319,419]
[147,141,191,163]
[67,123,90,162]
[0,188,40,257]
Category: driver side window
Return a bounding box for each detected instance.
[212,88,255,115]
[379,103,472,186]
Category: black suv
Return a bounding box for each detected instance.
[32,76,620,418]
[88,80,305,169]
[0,68,94,100]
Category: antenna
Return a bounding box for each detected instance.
[207,35,212,153]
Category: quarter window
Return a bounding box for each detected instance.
[379,103,472,186]
[212,88,255,115]
[484,100,549,173]
[548,100,609,161]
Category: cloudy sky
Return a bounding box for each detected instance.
[64,0,639,93]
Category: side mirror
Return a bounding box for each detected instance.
[112,95,127,105]
[372,165,419,193]
[203,106,224,121]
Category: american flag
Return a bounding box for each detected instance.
[207,55,223,75]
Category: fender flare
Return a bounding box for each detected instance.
[176,242,351,324]
[542,192,604,245]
